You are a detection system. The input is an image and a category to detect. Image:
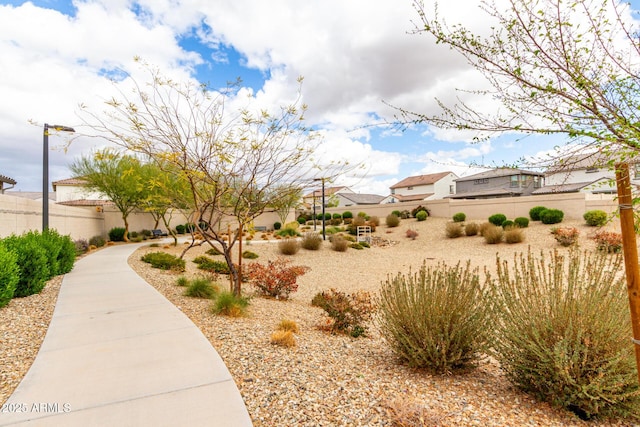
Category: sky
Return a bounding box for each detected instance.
[0,0,639,196]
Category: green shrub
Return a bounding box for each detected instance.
[175,224,186,234]
[584,210,608,227]
[513,217,529,228]
[141,251,185,271]
[452,212,466,222]
[296,216,307,225]
[483,225,504,244]
[278,238,301,255]
[501,220,514,229]
[357,211,367,218]
[273,222,282,230]
[540,208,564,224]
[399,210,411,219]
[193,256,230,274]
[276,228,300,238]
[108,227,127,242]
[205,246,223,256]
[212,291,250,317]
[465,222,479,236]
[2,233,50,297]
[74,238,89,255]
[411,205,429,218]
[491,249,640,419]
[445,222,464,238]
[378,261,492,374]
[416,210,428,221]
[89,235,106,247]
[176,276,189,286]
[350,243,364,250]
[391,210,401,217]
[488,213,507,226]
[332,213,342,220]
[242,250,259,259]
[0,244,19,308]
[184,277,218,299]
[529,206,547,221]
[41,230,75,275]
[330,235,349,252]
[301,232,322,250]
[342,211,353,219]
[311,288,374,337]
[386,213,400,227]
[324,213,332,221]
[504,226,525,244]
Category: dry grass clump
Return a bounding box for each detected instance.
[330,235,349,252]
[483,224,504,244]
[211,291,250,317]
[301,232,323,250]
[384,398,444,427]
[277,319,299,333]
[465,222,479,236]
[504,226,525,244]
[445,221,464,238]
[386,214,400,227]
[278,238,300,255]
[478,221,493,236]
[270,330,296,347]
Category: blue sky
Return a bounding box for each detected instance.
[0,0,638,195]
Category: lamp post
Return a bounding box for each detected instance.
[313,178,326,240]
[43,123,75,231]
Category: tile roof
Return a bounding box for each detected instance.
[52,177,88,188]
[304,186,347,198]
[57,199,113,207]
[339,193,385,205]
[390,193,433,202]
[455,168,544,182]
[390,172,453,189]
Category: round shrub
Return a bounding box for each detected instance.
[483,225,504,244]
[108,227,126,242]
[513,217,529,228]
[330,235,349,252]
[89,235,106,247]
[445,222,464,238]
[411,205,429,218]
[386,213,400,227]
[140,251,185,271]
[2,233,50,297]
[273,222,282,230]
[301,232,323,250]
[501,220,514,229]
[452,212,466,222]
[391,210,401,217]
[368,216,380,227]
[342,211,353,219]
[540,208,564,224]
[332,213,342,220]
[324,213,332,221]
[175,224,186,234]
[583,210,608,227]
[184,278,218,299]
[488,213,507,226]
[378,261,492,373]
[416,210,428,221]
[0,244,19,308]
[465,222,479,236]
[297,215,307,225]
[529,206,547,221]
[504,226,525,244]
[242,250,259,259]
[278,238,301,255]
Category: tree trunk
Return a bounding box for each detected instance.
[123,215,130,242]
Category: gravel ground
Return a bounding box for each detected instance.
[1,217,636,426]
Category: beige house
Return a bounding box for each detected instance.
[383,171,458,203]
[302,186,355,209]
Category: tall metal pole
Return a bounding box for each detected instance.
[615,162,640,384]
[42,124,50,231]
[321,178,326,240]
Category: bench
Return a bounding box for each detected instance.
[254,226,267,232]
[151,229,168,238]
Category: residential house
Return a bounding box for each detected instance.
[382,171,458,203]
[534,152,640,195]
[302,186,355,209]
[0,174,16,194]
[337,193,385,207]
[450,168,544,199]
[52,177,108,203]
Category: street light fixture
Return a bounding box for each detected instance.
[43,123,75,231]
[313,177,326,240]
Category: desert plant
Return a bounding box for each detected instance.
[212,291,249,317]
[141,251,185,271]
[277,319,299,333]
[176,276,189,287]
[242,250,259,259]
[312,288,374,337]
[175,224,186,234]
[411,205,429,218]
[504,226,525,244]
[42,229,75,275]
[74,238,90,255]
[273,221,282,230]
[513,217,530,228]
[501,220,514,229]
[301,232,323,250]
[529,206,548,221]
[593,230,623,253]
[350,243,364,249]
[278,238,301,255]
[368,216,380,226]
[465,222,479,236]
[296,215,307,225]
[276,227,300,238]
[452,212,466,222]
[584,210,609,227]
[478,221,493,236]
[483,224,504,244]
[2,233,50,297]
[491,249,639,419]
[391,210,401,217]
[386,213,400,227]
[89,235,106,247]
[488,213,507,226]
[540,208,564,224]
[194,257,230,274]
[445,221,464,238]
[342,211,353,220]
[108,227,127,242]
[270,330,296,347]
[399,210,411,219]
[205,246,223,256]
[378,261,492,374]
[184,277,218,299]
[246,258,309,299]
[415,210,428,221]
[330,235,349,252]
[0,244,19,308]
[552,227,579,247]
[405,229,418,240]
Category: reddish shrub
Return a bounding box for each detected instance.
[246,258,309,299]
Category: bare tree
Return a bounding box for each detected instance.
[78,59,346,295]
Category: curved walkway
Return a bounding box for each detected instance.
[0,243,253,427]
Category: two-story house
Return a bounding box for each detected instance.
[302,186,355,209]
[450,168,544,199]
[382,171,458,203]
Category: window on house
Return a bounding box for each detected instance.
[391,189,395,195]
[533,176,541,188]
[449,185,454,194]
[510,175,519,187]
[474,178,488,185]
[407,186,414,190]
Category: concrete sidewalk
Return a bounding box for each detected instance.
[0,243,253,427]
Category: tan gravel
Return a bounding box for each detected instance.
[1,217,635,426]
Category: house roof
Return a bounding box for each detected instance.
[455,168,544,182]
[339,193,385,205]
[52,177,88,190]
[304,186,347,198]
[390,172,453,189]
[544,151,640,175]
[0,174,16,185]
[57,199,113,207]
[390,193,434,202]
[531,178,615,195]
